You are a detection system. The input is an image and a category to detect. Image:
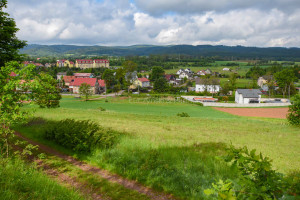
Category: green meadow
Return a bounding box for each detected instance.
[17,96,300,199]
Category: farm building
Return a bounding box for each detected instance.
[235,89,262,104]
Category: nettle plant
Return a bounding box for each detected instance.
[204,145,296,200]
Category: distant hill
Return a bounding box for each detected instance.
[20,44,300,61]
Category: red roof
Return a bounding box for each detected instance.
[76,59,93,64]
[70,78,105,87]
[74,73,92,77]
[94,59,109,63]
[63,76,75,83]
[138,77,150,82]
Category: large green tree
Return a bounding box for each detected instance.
[274,69,297,98]
[150,66,165,82]
[0,0,27,67]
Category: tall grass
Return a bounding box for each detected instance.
[0,158,84,200]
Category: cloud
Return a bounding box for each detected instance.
[5,0,300,47]
[134,0,300,16]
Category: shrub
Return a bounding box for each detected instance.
[177,112,190,117]
[44,119,122,153]
[98,107,106,111]
[204,145,298,199]
[287,94,300,126]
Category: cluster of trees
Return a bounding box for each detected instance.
[246,65,299,97]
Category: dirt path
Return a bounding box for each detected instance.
[14,132,175,200]
[35,160,105,200]
[213,107,289,119]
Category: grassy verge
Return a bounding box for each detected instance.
[0,158,85,200]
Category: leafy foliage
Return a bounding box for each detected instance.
[0,62,61,156]
[44,119,122,153]
[153,77,169,93]
[287,94,300,126]
[205,145,298,200]
[0,0,27,67]
[31,72,61,108]
[79,83,93,101]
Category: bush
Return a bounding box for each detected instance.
[204,145,298,199]
[98,107,106,111]
[287,94,300,126]
[177,112,190,117]
[44,119,122,153]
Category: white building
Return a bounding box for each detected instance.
[179,71,193,79]
[176,69,185,75]
[235,89,262,104]
[195,78,220,93]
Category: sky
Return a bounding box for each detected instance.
[5,0,300,47]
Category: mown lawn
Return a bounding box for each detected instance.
[17,96,300,199]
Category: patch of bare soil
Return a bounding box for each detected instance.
[14,132,175,200]
[213,107,289,119]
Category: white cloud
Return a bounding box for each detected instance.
[5,0,300,47]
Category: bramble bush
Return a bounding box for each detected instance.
[287,94,300,126]
[44,119,122,153]
[204,145,299,200]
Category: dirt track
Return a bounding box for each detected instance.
[14,132,175,200]
[213,107,289,119]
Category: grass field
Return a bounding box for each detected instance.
[16,96,300,199]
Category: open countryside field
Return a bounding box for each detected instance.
[17,96,300,199]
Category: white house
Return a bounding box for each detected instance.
[223,68,230,71]
[235,89,262,104]
[195,78,220,93]
[176,69,185,75]
[184,68,193,74]
[179,71,193,79]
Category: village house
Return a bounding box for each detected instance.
[69,78,106,94]
[164,74,177,85]
[195,78,220,93]
[184,68,193,74]
[235,89,262,104]
[179,71,193,80]
[57,60,74,68]
[75,59,109,68]
[223,68,230,71]
[196,70,206,76]
[133,77,151,88]
[176,69,185,75]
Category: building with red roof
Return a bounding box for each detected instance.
[75,59,109,68]
[133,77,150,88]
[69,78,106,94]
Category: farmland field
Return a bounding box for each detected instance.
[16,96,300,199]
